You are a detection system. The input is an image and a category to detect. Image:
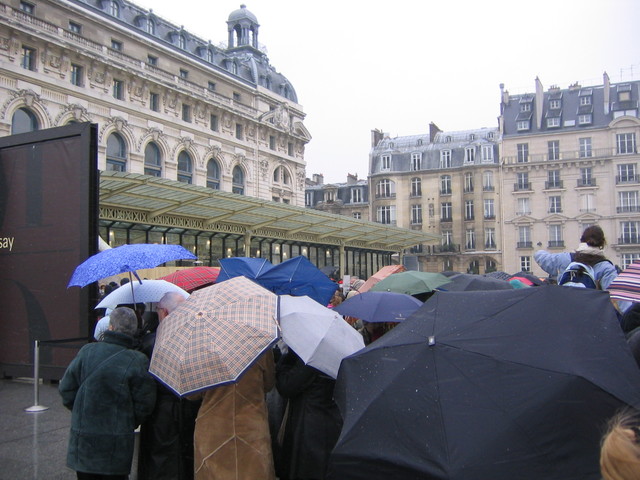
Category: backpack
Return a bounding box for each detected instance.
[558,262,598,289]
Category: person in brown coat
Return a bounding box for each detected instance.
[192,350,276,480]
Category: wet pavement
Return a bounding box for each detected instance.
[0,377,140,480]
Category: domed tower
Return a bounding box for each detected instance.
[227,4,259,50]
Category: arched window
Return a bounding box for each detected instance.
[144,142,162,177]
[177,151,192,183]
[273,166,291,185]
[11,107,38,134]
[207,49,214,63]
[146,19,155,35]
[178,35,186,50]
[232,166,244,195]
[106,132,127,172]
[109,1,119,17]
[207,158,220,190]
[230,62,237,75]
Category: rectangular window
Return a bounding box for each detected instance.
[288,142,294,156]
[578,114,592,125]
[481,145,494,163]
[69,21,82,34]
[411,204,422,225]
[21,46,36,71]
[465,200,474,220]
[353,212,362,220]
[579,137,592,158]
[440,150,451,168]
[547,170,562,189]
[147,55,157,66]
[621,222,640,244]
[619,191,639,213]
[547,117,561,128]
[411,153,422,171]
[464,147,476,164]
[376,205,396,225]
[442,230,453,246]
[618,164,637,183]
[233,92,241,102]
[483,171,494,191]
[516,172,529,191]
[617,133,637,155]
[20,1,34,14]
[209,114,218,131]
[113,79,124,100]
[549,196,562,214]
[517,197,530,215]
[351,188,363,203]
[579,167,593,187]
[182,104,191,122]
[305,192,312,207]
[520,256,531,272]
[70,64,83,87]
[381,155,390,171]
[517,143,529,163]
[440,202,452,221]
[485,228,496,249]
[440,175,451,195]
[111,39,122,51]
[465,229,476,250]
[520,102,531,112]
[269,136,276,150]
[484,199,495,219]
[464,173,473,193]
[517,120,530,131]
[518,226,532,248]
[548,140,560,160]
[235,123,243,140]
[208,81,216,91]
[411,178,422,197]
[622,253,640,269]
[549,99,561,109]
[549,225,563,247]
[580,96,592,106]
[150,92,159,112]
[179,69,189,79]
[581,193,596,213]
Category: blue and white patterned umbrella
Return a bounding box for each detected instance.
[68,243,197,287]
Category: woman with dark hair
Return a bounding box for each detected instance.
[534,225,619,290]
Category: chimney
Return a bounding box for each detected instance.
[603,71,611,115]
[312,173,324,185]
[429,122,441,142]
[347,173,358,185]
[535,76,544,129]
[371,129,384,147]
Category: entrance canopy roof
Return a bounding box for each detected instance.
[99,171,440,252]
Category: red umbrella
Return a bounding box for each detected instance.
[160,266,220,293]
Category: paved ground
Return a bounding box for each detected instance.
[0,377,140,480]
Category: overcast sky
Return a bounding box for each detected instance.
[136,0,640,183]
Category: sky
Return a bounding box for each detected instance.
[135,0,640,184]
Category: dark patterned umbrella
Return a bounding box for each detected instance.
[160,266,220,292]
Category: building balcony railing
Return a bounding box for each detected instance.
[619,237,640,245]
[544,181,564,189]
[375,193,396,199]
[617,206,640,213]
[440,217,453,223]
[440,189,452,195]
[464,215,475,221]
[514,183,531,191]
[484,214,496,220]
[516,210,531,216]
[577,179,597,187]
[517,241,533,248]
[616,175,640,185]
[483,185,495,192]
[548,240,565,248]
[463,187,474,193]
[464,244,476,251]
[580,208,597,213]
[548,209,563,214]
[485,242,497,249]
[503,147,637,165]
[432,244,460,254]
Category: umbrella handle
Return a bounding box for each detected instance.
[128,272,136,305]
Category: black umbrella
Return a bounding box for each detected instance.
[327,287,640,480]
[439,272,513,291]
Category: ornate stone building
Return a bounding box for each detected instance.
[0,0,311,205]
[499,74,640,275]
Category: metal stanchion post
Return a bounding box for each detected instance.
[25,340,49,413]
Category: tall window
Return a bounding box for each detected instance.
[440,150,451,168]
[517,143,529,163]
[618,164,637,183]
[305,192,312,207]
[579,137,592,158]
[619,191,639,213]
[442,230,453,246]
[464,200,474,220]
[411,204,422,225]
[581,193,596,213]
[520,256,531,272]
[464,147,476,164]
[516,172,529,190]
[350,187,363,203]
[11,107,38,134]
[440,202,452,221]
[411,177,422,197]
[20,1,35,14]
[484,199,495,219]
[411,153,421,171]
[232,166,244,194]
[178,35,186,50]
[464,172,473,192]
[21,46,36,70]
[144,142,161,177]
[381,155,390,171]
[547,170,562,189]
[465,229,475,250]
[207,159,220,190]
[617,133,636,154]
[482,145,494,163]
[106,132,127,172]
[517,197,530,215]
[548,140,560,161]
[235,123,243,140]
[109,0,120,17]
[485,228,496,248]
[210,114,218,131]
[483,171,494,191]
[181,104,191,122]
[549,196,562,213]
[518,226,532,248]
[273,166,290,185]
[70,64,83,86]
[150,92,159,112]
[549,225,563,247]
[113,79,124,100]
[621,221,640,244]
[377,205,396,225]
[579,167,593,187]
[376,179,394,198]
[177,151,192,183]
[440,175,451,195]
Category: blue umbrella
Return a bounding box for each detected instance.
[333,291,423,323]
[68,244,197,287]
[216,257,273,283]
[258,256,338,306]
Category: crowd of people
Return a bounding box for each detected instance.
[58,224,640,480]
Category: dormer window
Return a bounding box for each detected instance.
[178,35,186,50]
[520,103,532,112]
[549,99,561,110]
[109,1,119,17]
[445,136,452,143]
[517,120,530,131]
[547,117,561,128]
[146,19,155,35]
[381,155,390,171]
[580,96,592,106]
[469,134,476,141]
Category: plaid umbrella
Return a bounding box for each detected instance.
[608,261,640,302]
[149,276,279,396]
[160,266,220,292]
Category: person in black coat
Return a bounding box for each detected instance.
[138,292,201,480]
[276,350,343,480]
